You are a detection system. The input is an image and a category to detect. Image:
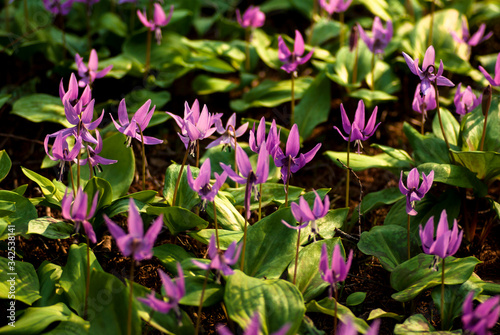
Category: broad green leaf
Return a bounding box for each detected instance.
[0,94,10,109]
[163,163,199,209]
[0,150,11,182]
[368,308,405,322]
[310,18,341,45]
[327,45,371,88]
[180,275,224,307]
[349,89,397,105]
[393,313,461,334]
[225,270,305,335]
[229,183,304,210]
[98,54,133,79]
[189,229,244,250]
[192,74,238,95]
[350,187,405,227]
[403,122,452,165]
[316,208,349,239]
[371,60,401,95]
[432,108,460,146]
[241,208,297,279]
[21,167,65,205]
[346,292,367,306]
[59,243,103,316]
[306,298,369,333]
[324,151,412,172]
[206,191,245,231]
[154,243,195,275]
[358,225,421,272]
[0,257,40,305]
[27,217,74,239]
[92,197,148,231]
[451,150,500,183]
[147,205,208,235]
[84,177,113,211]
[357,0,392,21]
[371,144,413,164]
[251,29,280,70]
[35,261,65,307]
[390,254,480,302]
[0,200,15,217]
[98,12,127,37]
[0,190,37,239]
[11,94,71,127]
[460,106,484,151]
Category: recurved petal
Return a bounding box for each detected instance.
[137,9,152,29]
[422,46,435,72]
[278,36,291,62]
[104,214,127,241]
[402,52,419,76]
[127,198,144,237]
[294,30,305,56]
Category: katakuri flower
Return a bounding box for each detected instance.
[104,198,163,261]
[462,291,500,335]
[187,158,227,205]
[79,130,117,173]
[206,113,248,150]
[319,243,353,297]
[62,97,103,145]
[399,168,434,216]
[217,312,290,335]
[248,117,280,155]
[192,234,241,279]
[419,210,463,260]
[402,45,455,97]
[451,18,492,47]
[333,100,381,154]
[454,83,481,116]
[412,83,436,117]
[110,98,162,147]
[278,30,314,73]
[75,49,113,87]
[319,0,353,15]
[273,124,321,185]
[59,73,92,107]
[138,263,185,318]
[43,0,75,15]
[236,6,265,29]
[282,191,329,239]
[357,17,393,55]
[137,3,174,45]
[44,131,82,179]
[62,188,98,243]
[479,52,500,87]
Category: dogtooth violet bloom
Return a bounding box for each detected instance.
[419,210,463,260]
[337,316,380,335]
[110,98,162,147]
[249,117,280,155]
[59,73,92,107]
[451,18,492,48]
[192,234,241,280]
[412,83,436,117]
[45,131,82,179]
[278,30,314,73]
[137,3,174,45]
[43,0,75,15]
[282,191,329,240]
[138,263,185,319]
[75,49,113,87]
[333,100,381,154]
[104,198,163,261]
[236,6,265,29]
[206,113,248,150]
[217,313,290,335]
[79,130,117,173]
[357,17,393,55]
[402,45,455,97]
[273,124,321,185]
[187,158,227,206]
[479,52,500,87]
[221,145,269,220]
[319,243,353,297]
[319,0,353,15]
[462,292,500,335]
[62,188,98,244]
[399,168,434,216]
[454,83,481,116]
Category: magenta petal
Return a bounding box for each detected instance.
[127,198,144,237]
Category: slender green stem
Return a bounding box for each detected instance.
[145,30,152,76]
[228,125,239,188]
[293,225,302,285]
[285,156,292,207]
[352,43,359,85]
[245,28,250,72]
[213,199,220,250]
[258,183,262,221]
[291,74,295,126]
[433,82,453,164]
[138,125,146,191]
[127,261,135,335]
[194,270,210,335]
[441,257,445,330]
[172,150,189,206]
[370,52,375,91]
[69,163,76,195]
[77,153,81,190]
[421,108,425,135]
[407,214,411,260]
[84,237,91,320]
[85,146,94,179]
[240,185,249,271]
[428,0,435,48]
[345,133,351,208]
[333,286,338,334]
[480,106,490,152]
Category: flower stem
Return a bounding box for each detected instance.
[127,260,135,335]
[213,199,220,250]
[145,30,152,76]
[84,237,91,320]
[258,183,262,221]
[172,150,189,206]
[69,163,76,195]
[370,52,375,91]
[352,43,359,85]
[480,85,491,151]
[333,286,338,334]
[428,0,435,48]
[77,153,81,190]
[138,125,147,191]
[407,214,411,260]
[441,257,445,330]
[293,226,301,285]
[285,155,292,207]
[194,270,210,335]
[291,73,295,126]
[345,133,351,208]
[433,82,454,163]
[240,192,249,271]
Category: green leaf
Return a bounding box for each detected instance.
[357,0,392,21]
[98,54,133,79]
[251,29,280,70]
[11,94,71,127]
[0,190,37,240]
[371,144,414,164]
[225,270,305,335]
[35,261,65,307]
[154,243,195,275]
[368,308,405,322]
[324,151,412,172]
[229,183,304,210]
[451,150,500,184]
[27,217,74,239]
[0,200,15,217]
[206,191,245,231]
[350,187,405,227]
[123,89,171,112]
[189,229,244,250]
[390,254,480,302]
[0,150,12,182]
[180,275,224,307]
[371,60,401,95]
[84,177,113,211]
[349,88,397,105]
[310,18,341,45]
[460,106,484,151]
[147,205,208,235]
[306,298,369,333]
[21,167,65,205]
[346,292,367,306]
[316,208,349,239]
[432,108,460,146]
[0,257,41,305]
[192,74,238,95]
[403,122,452,165]
[393,314,436,334]
[98,12,127,37]
[163,163,199,209]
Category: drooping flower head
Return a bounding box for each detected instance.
[462,291,500,335]
[282,191,329,240]
[187,158,227,207]
[319,0,353,15]
[236,6,265,29]
[206,113,248,151]
[399,168,434,216]
[273,124,321,185]
[192,234,242,280]
[44,131,82,180]
[451,18,492,47]
[419,210,463,260]
[75,49,113,87]
[79,130,117,173]
[357,17,393,55]
[278,30,314,74]
[333,100,381,154]
[62,188,98,243]
[104,198,163,261]
[319,243,353,297]
[412,83,436,118]
[479,53,500,87]
[249,117,281,155]
[43,0,75,15]
[137,3,174,44]
[402,45,455,97]
[138,263,185,319]
[454,83,481,117]
[59,73,92,108]
[217,312,290,335]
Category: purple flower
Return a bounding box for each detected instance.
[479,53,500,87]
[187,158,227,205]
[419,210,463,259]
[282,191,329,239]
[206,113,248,150]
[333,100,381,154]
[63,97,103,145]
[451,19,492,47]
[273,124,321,185]
[79,130,117,173]
[249,117,280,155]
[104,198,163,261]
[412,83,436,117]
[399,168,434,216]
[217,312,290,335]
[402,46,455,97]
[236,6,265,29]
[62,188,98,243]
[278,30,314,74]
[319,0,353,15]
[454,83,481,116]
[337,316,380,335]
[42,0,75,15]
[192,234,241,278]
[110,98,162,147]
[75,49,113,87]
[137,3,174,45]
[357,17,393,55]
[44,131,82,179]
[462,292,500,335]
[319,243,353,297]
[138,263,185,318]
[59,73,92,107]
[221,146,269,220]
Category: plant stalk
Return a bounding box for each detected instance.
[407,214,411,260]
[127,260,135,335]
[441,257,445,330]
[138,125,146,191]
[285,155,292,207]
[293,225,302,285]
[69,163,76,195]
[196,140,200,168]
[333,286,338,334]
[345,133,351,208]
[421,108,425,135]
[240,181,250,271]
[172,150,189,206]
[352,43,359,85]
[258,183,262,221]
[213,199,220,250]
[84,237,91,320]
[480,85,492,151]
[291,73,295,126]
[433,82,453,163]
[194,270,210,335]
[370,51,375,90]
